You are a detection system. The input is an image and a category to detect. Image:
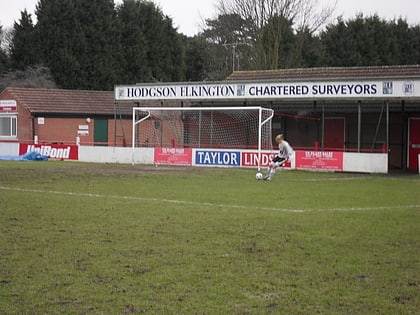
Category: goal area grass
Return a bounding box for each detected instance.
[0,161,419,314]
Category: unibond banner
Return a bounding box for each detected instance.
[115,79,419,101]
[154,148,192,165]
[19,144,79,160]
[295,151,343,171]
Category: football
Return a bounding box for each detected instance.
[255,172,263,180]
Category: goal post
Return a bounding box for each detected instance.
[132,106,274,169]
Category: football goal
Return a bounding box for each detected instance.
[132,106,274,165]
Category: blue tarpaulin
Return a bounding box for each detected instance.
[0,151,49,161]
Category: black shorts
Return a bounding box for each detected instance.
[271,156,286,166]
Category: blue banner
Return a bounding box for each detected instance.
[195,150,241,166]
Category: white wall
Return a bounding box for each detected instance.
[343,152,388,173]
[0,142,19,156]
[78,146,388,173]
[78,146,154,164]
[1,142,389,173]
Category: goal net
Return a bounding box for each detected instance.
[132,106,274,152]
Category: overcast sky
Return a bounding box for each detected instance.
[1,0,419,36]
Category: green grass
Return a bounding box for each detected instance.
[0,161,419,314]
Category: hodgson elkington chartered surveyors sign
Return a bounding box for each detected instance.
[115,79,419,101]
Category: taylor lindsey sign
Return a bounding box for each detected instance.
[115,80,418,101]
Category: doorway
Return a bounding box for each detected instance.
[408,117,420,172]
[324,117,345,150]
[94,119,108,146]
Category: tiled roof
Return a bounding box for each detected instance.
[227,65,420,81]
[1,87,134,116]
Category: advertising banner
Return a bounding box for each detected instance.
[154,147,192,165]
[0,100,17,112]
[295,151,343,171]
[19,144,79,160]
[115,79,420,102]
[194,150,241,167]
[242,151,292,168]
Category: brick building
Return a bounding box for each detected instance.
[0,87,134,147]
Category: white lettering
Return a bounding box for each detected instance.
[26,145,71,159]
[249,85,310,96]
[196,151,239,165]
[127,87,176,99]
[203,152,211,164]
[305,151,333,158]
[181,85,235,98]
[312,84,377,96]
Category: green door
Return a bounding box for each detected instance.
[94,119,108,146]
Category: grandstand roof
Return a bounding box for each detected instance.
[227,65,420,81]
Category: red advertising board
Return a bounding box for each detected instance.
[0,100,17,112]
[19,144,79,160]
[154,147,192,165]
[295,151,343,171]
[242,151,292,168]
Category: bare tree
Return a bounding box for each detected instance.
[0,65,57,91]
[218,0,335,32]
[216,0,336,69]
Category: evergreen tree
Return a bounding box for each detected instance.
[115,0,150,83]
[9,10,39,69]
[183,35,211,81]
[388,19,420,65]
[116,0,184,83]
[321,15,420,66]
[289,28,323,68]
[0,50,7,74]
[34,0,118,90]
[410,25,420,64]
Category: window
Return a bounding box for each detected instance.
[0,115,17,137]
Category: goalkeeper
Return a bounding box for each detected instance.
[264,134,294,181]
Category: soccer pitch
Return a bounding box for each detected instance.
[0,161,419,314]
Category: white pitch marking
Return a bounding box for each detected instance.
[0,186,419,213]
